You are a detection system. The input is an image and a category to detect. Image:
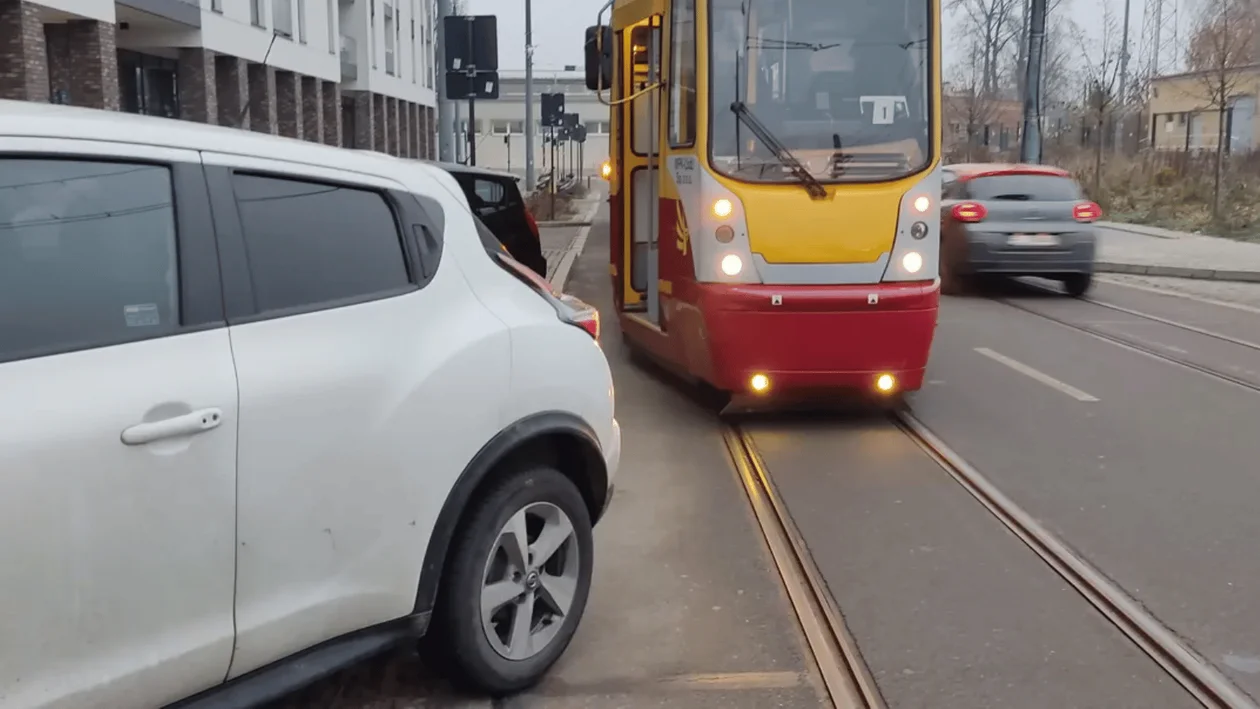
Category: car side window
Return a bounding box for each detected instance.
[0,158,180,362]
[474,179,505,205]
[231,173,411,313]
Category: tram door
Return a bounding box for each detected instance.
[617,16,663,325]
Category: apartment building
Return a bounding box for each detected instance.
[0,0,437,157]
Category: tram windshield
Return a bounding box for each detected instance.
[707,0,933,183]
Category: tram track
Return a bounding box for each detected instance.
[996,286,1260,396]
[723,414,1259,709]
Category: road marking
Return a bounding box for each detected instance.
[974,347,1099,401]
[550,197,605,290]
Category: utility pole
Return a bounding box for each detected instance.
[524,0,536,190]
[435,0,455,162]
[1116,0,1133,152]
[1019,0,1047,163]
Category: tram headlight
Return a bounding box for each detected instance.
[600,160,612,179]
[912,195,931,213]
[720,253,743,276]
[876,373,896,393]
[750,373,770,393]
[713,198,733,218]
[901,251,923,274]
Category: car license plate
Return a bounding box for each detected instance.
[1007,233,1060,246]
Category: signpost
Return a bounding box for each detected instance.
[443,15,499,165]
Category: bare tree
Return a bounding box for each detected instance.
[1186,0,1259,219]
[947,0,1024,95]
[947,38,1004,160]
[1075,1,1124,196]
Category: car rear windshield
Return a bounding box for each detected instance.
[966,174,1082,201]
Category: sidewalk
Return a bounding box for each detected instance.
[1096,224,1260,283]
[539,188,605,289]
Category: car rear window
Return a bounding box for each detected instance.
[966,174,1082,201]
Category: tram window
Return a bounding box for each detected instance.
[668,0,697,147]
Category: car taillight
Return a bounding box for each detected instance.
[524,208,541,239]
[950,202,987,222]
[494,253,600,340]
[1073,201,1102,222]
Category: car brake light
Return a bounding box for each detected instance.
[951,202,987,222]
[494,253,600,340]
[524,208,541,239]
[1073,201,1102,222]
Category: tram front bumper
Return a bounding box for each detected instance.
[695,280,939,395]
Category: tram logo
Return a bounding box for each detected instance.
[675,201,690,256]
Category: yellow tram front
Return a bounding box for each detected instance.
[588,0,941,397]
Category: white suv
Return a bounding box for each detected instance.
[0,101,619,708]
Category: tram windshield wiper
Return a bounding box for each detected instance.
[729,101,827,199]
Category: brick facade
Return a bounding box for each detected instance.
[177,48,218,124]
[215,55,249,129]
[300,76,322,143]
[41,19,118,109]
[246,62,277,134]
[65,20,119,110]
[373,93,386,153]
[321,80,341,147]
[0,0,48,102]
[351,91,373,150]
[423,105,435,159]
[275,70,301,139]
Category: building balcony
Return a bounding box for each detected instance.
[340,35,357,80]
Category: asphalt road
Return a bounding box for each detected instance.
[910,279,1260,701]
[270,220,1260,707]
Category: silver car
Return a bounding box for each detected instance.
[939,164,1101,296]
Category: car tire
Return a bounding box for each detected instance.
[1062,273,1092,297]
[425,465,594,696]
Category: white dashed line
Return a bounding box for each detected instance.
[974,347,1100,402]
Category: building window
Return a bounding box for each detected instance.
[491,120,511,135]
[384,5,396,75]
[273,0,294,38]
[327,0,336,52]
[370,0,377,68]
[211,0,221,12]
[668,0,697,147]
[584,120,609,134]
[117,50,180,119]
[250,0,264,27]
[296,0,306,43]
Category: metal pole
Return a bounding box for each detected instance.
[468,97,476,165]
[1116,0,1132,151]
[524,0,536,191]
[1019,0,1046,163]
[436,0,455,162]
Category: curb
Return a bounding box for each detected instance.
[538,199,602,229]
[1095,261,1260,283]
[549,199,604,290]
[1098,221,1183,240]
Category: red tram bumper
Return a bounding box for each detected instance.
[695,280,939,394]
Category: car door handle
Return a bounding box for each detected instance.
[121,408,223,446]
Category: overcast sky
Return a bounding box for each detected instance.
[464,0,1174,74]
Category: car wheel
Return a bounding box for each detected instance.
[428,465,593,696]
[1062,273,1092,297]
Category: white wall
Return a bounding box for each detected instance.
[199,0,340,80]
[116,0,340,80]
[340,0,436,105]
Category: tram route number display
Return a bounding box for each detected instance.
[859,95,909,125]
